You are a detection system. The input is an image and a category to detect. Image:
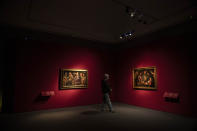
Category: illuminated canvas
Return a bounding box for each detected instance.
[133,67,157,90]
[59,69,88,89]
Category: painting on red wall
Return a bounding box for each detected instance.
[133,67,157,90]
[59,69,88,89]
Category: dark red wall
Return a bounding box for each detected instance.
[114,36,196,117]
[14,40,113,112]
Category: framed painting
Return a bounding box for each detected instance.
[133,67,157,90]
[59,69,88,89]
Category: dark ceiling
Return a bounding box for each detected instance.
[0,0,196,43]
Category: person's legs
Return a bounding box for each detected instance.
[101,94,107,111]
[105,93,113,112]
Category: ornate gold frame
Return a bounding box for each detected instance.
[59,69,88,89]
[133,66,157,90]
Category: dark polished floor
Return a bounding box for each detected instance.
[0,103,196,131]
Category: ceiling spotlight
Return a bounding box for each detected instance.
[124,6,147,24]
[130,9,136,18]
[130,12,135,18]
[119,30,135,40]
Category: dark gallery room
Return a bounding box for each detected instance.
[0,0,197,131]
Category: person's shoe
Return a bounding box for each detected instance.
[109,110,115,113]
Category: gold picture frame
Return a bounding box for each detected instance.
[133,67,157,90]
[59,69,88,89]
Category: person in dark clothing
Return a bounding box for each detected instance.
[101,74,113,112]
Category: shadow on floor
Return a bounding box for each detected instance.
[81,110,101,115]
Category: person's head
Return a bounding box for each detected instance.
[80,73,83,76]
[69,72,72,76]
[104,73,109,80]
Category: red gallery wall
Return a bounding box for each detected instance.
[14,40,113,112]
[114,36,196,117]
[13,34,196,117]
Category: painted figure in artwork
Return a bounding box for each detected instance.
[74,72,80,85]
[67,72,74,85]
[63,72,68,86]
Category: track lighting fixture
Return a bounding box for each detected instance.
[125,7,147,24]
[120,30,135,40]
